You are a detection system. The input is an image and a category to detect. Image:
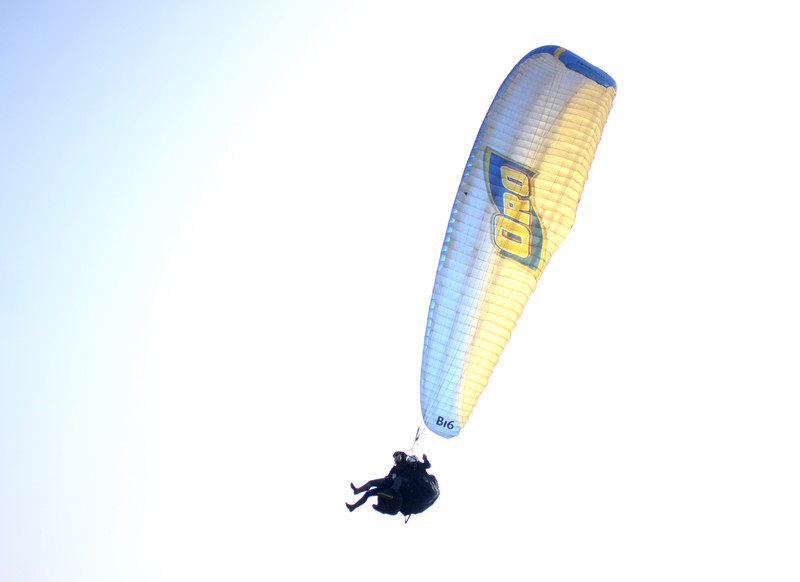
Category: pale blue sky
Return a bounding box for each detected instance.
[2,1,799,580]
[1,1,333,577]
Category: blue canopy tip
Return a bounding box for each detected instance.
[529,45,616,89]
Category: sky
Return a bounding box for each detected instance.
[1,0,799,580]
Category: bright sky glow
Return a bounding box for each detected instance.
[2,1,798,580]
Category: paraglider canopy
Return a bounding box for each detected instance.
[420,45,616,438]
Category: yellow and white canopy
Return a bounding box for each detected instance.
[420,46,616,438]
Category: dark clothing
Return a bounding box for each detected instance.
[372,461,439,516]
[348,453,438,516]
[389,458,414,481]
[359,477,390,491]
[389,454,430,481]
